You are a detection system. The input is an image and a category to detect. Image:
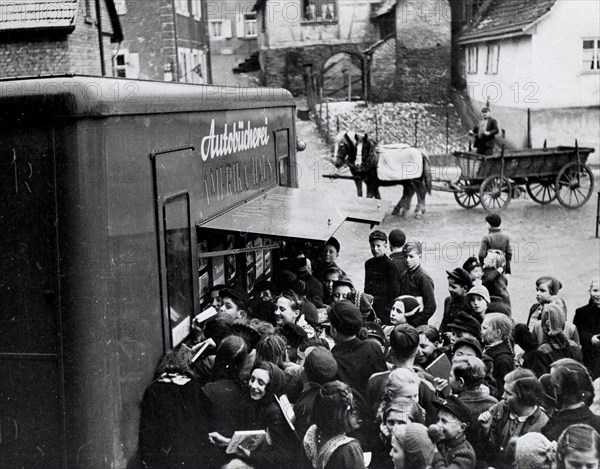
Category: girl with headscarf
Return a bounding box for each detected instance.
[530,304,583,377]
[213,361,300,469]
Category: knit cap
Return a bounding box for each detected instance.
[303,347,338,384]
[404,423,435,464]
[515,432,555,469]
[328,300,364,336]
[397,295,422,318]
[467,285,490,304]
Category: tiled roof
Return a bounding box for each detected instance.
[0,0,78,31]
[458,0,559,44]
[372,0,396,18]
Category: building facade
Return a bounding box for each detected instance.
[458,0,599,159]
[115,0,210,83]
[0,0,122,78]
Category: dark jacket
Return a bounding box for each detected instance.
[138,379,213,469]
[432,434,476,469]
[457,388,497,462]
[483,341,514,399]
[440,295,476,337]
[332,338,387,399]
[365,255,399,324]
[389,251,408,279]
[479,227,512,274]
[486,401,548,469]
[398,265,436,327]
[529,337,583,377]
[202,378,251,437]
[294,382,323,439]
[573,299,600,378]
[473,117,499,155]
[543,405,600,441]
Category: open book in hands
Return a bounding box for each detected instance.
[225,430,267,454]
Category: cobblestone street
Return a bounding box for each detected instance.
[296,118,600,326]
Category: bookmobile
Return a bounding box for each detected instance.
[0,76,384,468]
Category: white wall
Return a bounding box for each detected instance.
[531,0,600,108]
[261,0,378,48]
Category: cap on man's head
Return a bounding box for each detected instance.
[481,107,490,113]
[447,311,482,341]
[388,229,406,247]
[433,395,471,426]
[452,337,483,358]
[220,287,249,311]
[462,256,482,273]
[369,230,388,243]
[446,268,473,289]
[467,285,491,304]
[325,236,341,253]
[389,324,420,355]
[303,347,338,384]
[485,213,502,227]
[327,300,364,336]
[364,321,388,348]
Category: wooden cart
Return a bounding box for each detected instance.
[450,143,596,212]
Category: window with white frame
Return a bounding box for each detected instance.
[190,0,202,20]
[114,0,127,15]
[178,47,207,84]
[175,0,188,16]
[582,38,600,71]
[486,43,499,74]
[244,14,257,37]
[467,46,478,74]
[303,0,337,22]
[209,19,231,39]
[112,50,140,79]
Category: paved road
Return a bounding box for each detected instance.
[296,118,600,326]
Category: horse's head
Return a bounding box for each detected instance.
[332,131,367,169]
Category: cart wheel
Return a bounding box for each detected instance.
[454,182,481,209]
[526,178,557,204]
[556,162,595,209]
[480,176,512,212]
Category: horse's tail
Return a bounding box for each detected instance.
[421,151,433,194]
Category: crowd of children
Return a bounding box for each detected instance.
[137,214,600,469]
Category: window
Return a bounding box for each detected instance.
[244,14,257,37]
[582,38,600,71]
[209,19,232,39]
[467,46,478,74]
[303,0,337,22]
[486,43,499,74]
[163,193,194,347]
[190,0,202,20]
[84,0,94,22]
[178,47,207,84]
[114,0,127,15]
[175,0,188,16]
[112,50,140,79]
[115,52,127,77]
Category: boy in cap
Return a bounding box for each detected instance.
[479,213,512,274]
[440,268,474,343]
[313,236,346,284]
[218,287,249,320]
[389,229,408,278]
[429,395,476,469]
[398,241,436,327]
[463,257,483,285]
[328,299,387,398]
[364,230,400,324]
[447,311,483,346]
[294,346,338,438]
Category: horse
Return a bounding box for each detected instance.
[332,131,432,218]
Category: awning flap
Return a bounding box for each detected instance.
[197,186,388,242]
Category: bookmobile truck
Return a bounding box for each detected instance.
[0,76,384,468]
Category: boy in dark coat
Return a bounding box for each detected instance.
[429,395,476,469]
[481,313,514,400]
[398,241,436,327]
[573,278,600,378]
[478,213,512,274]
[364,230,399,324]
[388,229,408,279]
[440,268,473,342]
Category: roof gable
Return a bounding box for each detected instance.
[0,0,78,31]
[458,0,558,44]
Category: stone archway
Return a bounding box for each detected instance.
[322,52,364,101]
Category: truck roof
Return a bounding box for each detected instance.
[0,75,296,119]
